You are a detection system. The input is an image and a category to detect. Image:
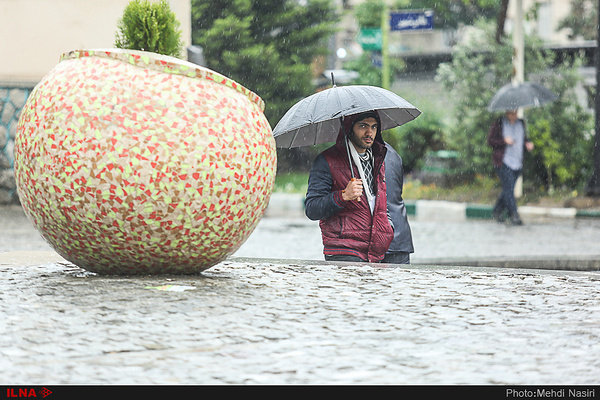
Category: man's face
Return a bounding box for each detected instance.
[349,117,378,152]
[505,110,518,122]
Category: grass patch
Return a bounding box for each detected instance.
[403,174,499,204]
[273,171,576,208]
[274,171,309,194]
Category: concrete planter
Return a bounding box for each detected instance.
[14,49,276,274]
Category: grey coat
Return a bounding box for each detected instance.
[384,143,414,254]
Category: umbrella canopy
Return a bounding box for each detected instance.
[488,81,558,112]
[272,85,421,148]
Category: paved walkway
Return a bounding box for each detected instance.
[258,194,600,270]
[1,203,600,385]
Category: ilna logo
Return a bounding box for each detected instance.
[5,388,52,398]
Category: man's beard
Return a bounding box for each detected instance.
[349,131,373,151]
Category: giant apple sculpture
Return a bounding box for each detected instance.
[14,49,277,274]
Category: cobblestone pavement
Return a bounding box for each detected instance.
[1,205,600,385]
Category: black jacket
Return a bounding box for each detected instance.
[384,143,414,254]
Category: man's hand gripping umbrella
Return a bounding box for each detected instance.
[342,177,362,202]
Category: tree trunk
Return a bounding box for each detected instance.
[496,0,509,44]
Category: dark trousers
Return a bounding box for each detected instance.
[494,163,522,218]
[325,254,364,262]
[325,252,410,264]
[382,251,410,264]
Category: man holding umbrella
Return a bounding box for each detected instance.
[304,111,394,263]
[271,81,421,263]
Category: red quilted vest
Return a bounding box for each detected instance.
[319,131,393,262]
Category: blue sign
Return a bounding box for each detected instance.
[390,10,434,31]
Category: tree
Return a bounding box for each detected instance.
[557,0,598,41]
[496,0,509,44]
[115,0,184,58]
[385,102,445,173]
[527,56,593,191]
[354,0,386,28]
[191,0,339,126]
[437,22,593,190]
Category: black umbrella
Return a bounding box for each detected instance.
[488,81,558,112]
[272,84,421,148]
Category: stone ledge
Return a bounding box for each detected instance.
[2,251,598,272]
[412,255,600,271]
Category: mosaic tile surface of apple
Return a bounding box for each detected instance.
[14,49,276,274]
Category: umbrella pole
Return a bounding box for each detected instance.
[345,134,355,179]
[344,131,362,202]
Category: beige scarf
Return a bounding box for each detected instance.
[347,139,375,213]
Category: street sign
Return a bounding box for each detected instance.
[390,10,434,31]
[356,28,382,51]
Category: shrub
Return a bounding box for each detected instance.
[385,102,446,173]
[115,0,184,58]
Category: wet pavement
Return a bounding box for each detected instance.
[1,204,600,385]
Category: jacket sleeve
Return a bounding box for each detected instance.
[304,153,347,221]
[487,119,505,148]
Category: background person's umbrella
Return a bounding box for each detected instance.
[272,84,421,148]
[488,81,558,112]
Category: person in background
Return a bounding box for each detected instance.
[382,143,414,264]
[487,109,534,225]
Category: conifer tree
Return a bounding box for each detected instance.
[192,0,338,124]
[115,0,184,58]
